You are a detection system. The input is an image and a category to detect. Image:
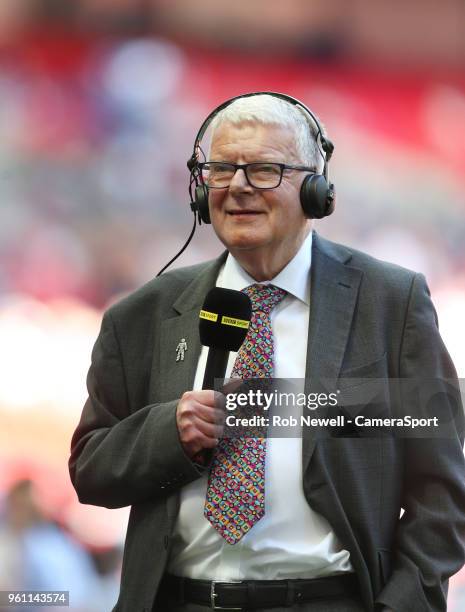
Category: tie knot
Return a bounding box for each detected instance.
[243,283,287,313]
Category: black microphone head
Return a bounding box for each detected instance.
[321,136,335,161]
[199,287,252,351]
[187,156,197,172]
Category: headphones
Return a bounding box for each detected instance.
[187,91,336,224]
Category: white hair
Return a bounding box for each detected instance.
[209,94,326,171]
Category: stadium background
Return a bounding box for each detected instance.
[0,1,464,610]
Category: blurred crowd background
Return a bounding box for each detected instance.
[0,1,464,610]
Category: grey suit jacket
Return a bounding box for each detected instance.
[69,232,465,612]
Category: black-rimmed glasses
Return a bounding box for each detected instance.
[198,162,315,189]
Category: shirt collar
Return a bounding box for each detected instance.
[217,231,312,306]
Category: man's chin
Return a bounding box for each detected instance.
[213,222,265,248]
[220,233,267,253]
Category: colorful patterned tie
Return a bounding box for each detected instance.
[204,283,287,544]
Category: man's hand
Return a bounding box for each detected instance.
[176,390,224,458]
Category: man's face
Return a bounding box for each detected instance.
[208,121,311,275]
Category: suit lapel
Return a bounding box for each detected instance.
[302,233,363,471]
[150,253,228,404]
[158,312,203,402]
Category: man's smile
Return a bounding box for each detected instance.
[226,209,265,217]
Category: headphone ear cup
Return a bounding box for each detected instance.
[194,183,211,224]
[300,174,335,219]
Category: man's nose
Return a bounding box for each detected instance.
[229,168,253,193]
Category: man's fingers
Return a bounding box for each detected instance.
[201,435,221,449]
[192,402,225,425]
[194,415,223,439]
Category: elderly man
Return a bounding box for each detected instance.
[69,93,465,612]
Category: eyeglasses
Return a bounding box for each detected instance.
[198,161,315,189]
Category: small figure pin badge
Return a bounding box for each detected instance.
[176,338,187,362]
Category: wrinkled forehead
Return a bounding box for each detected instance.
[209,120,300,161]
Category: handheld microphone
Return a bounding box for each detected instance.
[199,288,252,390]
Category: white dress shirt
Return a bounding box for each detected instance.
[167,232,353,580]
